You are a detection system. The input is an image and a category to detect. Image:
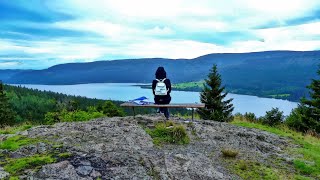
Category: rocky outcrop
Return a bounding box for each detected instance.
[0,115,295,179]
[0,167,9,179]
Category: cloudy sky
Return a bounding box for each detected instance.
[1,0,320,69]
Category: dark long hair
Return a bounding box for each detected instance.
[155,67,167,79]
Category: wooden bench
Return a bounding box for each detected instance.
[120,103,205,120]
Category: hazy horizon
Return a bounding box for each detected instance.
[1,49,319,70]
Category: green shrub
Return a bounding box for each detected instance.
[98,100,125,117]
[44,109,105,124]
[146,123,189,145]
[286,105,320,134]
[244,112,256,122]
[44,112,60,125]
[234,112,243,119]
[262,108,284,126]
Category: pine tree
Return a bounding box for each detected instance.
[197,64,234,122]
[286,66,320,133]
[0,81,16,126]
[300,66,320,132]
[302,67,320,113]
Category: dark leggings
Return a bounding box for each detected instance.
[155,96,171,119]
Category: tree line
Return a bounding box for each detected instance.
[0,83,192,126]
[0,83,123,126]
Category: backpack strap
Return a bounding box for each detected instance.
[156,78,166,82]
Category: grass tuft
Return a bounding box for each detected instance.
[165,120,175,127]
[231,160,279,180]
[0,135,40,151]
[9,177,19,180]
[146,122,190,145]
[4,154,56,175]
[221,148,239,158]
[58,152,73,158]
[0,124,32,134]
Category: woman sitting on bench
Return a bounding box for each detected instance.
[152,67,172,120]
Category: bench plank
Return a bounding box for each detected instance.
[120,102,205,108]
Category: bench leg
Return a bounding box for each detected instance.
[192,108,194,121]
[132,107,136,119]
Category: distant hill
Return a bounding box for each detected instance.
[0,69,32,82]
[1,50,319,101]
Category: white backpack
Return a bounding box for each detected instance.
[155,78,167,95]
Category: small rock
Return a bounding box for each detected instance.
[80,160,91,166]
[256,135,266,141]
[76,166,93,176]
[19,130,29,136]
[90,170,101,178]
[174,154,188,161]
[37,142,47,153]
[34,161,87,180]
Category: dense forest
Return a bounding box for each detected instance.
[0,83,191,126]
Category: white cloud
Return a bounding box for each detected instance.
[224,22,320,53]
[125,39,224,59]
[1,0,320,69]
[0,61,21,68]
[55,20,129,40]
[0,39,107,62]
[54,0,320,30]
[257,21,320,41]
[145,26,174,36]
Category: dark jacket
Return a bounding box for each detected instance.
[152,78,171,102]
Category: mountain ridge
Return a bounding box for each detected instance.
[1,50,319,101]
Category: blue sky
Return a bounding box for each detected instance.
[1,0,320,69]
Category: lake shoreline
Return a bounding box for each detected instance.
[10,83,298,117]
[134,84,299,103]
[11,82,299,102]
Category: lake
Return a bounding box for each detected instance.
[13,83,298,117]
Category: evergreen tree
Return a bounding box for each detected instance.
[0,81,16,126]
[286,66,320,133]
[302,67,320,113]
[98,100,125,117]
[197,64,234,122]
